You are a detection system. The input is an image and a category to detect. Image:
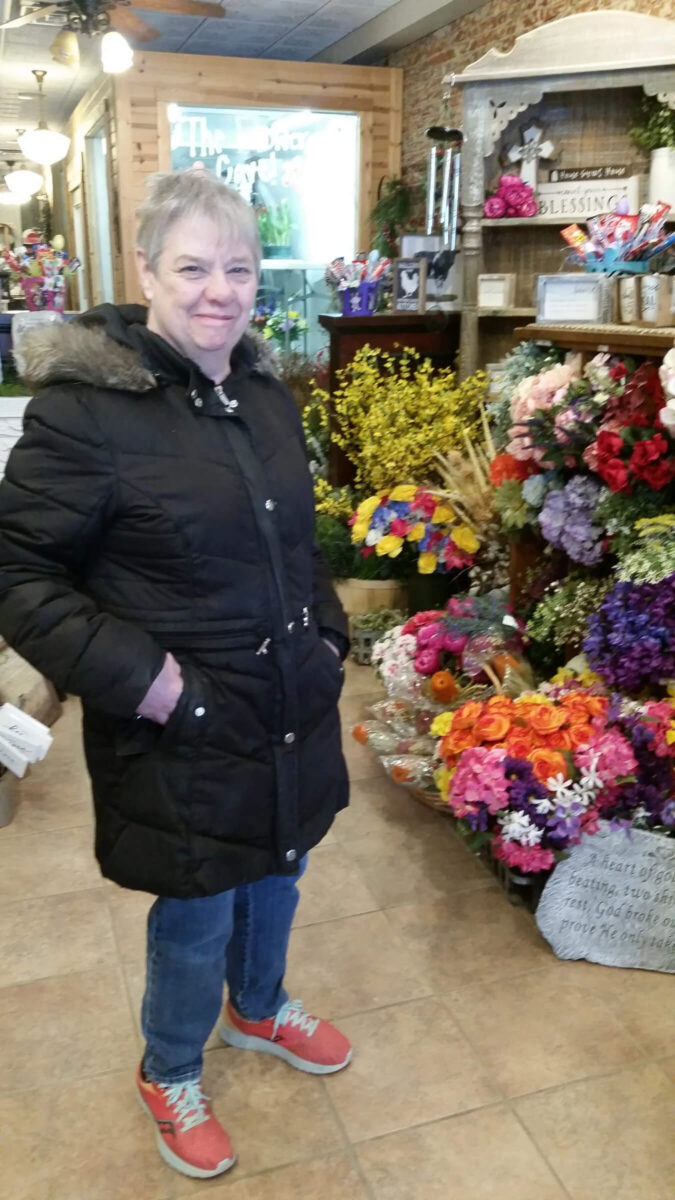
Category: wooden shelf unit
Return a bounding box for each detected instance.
[513,322,675,357]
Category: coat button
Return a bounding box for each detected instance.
[287,621,295,632]
[194,398,204,408]
[194,706,206,717]
[284,731,296,745]
[265,498,276,511]
[285,849,297,863]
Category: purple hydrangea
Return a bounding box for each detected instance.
[584,573,675,692]
[538,477,604,565]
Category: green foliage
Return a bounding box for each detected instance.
[528,575,612,652]
[493,480,536,531]
[369,177,412,258]
[596,484,674,556]
[350,607,406,633]
[630,95,675,152]
[256,200,292,246]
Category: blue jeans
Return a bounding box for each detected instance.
[141,857,307,1084]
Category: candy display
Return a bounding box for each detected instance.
[561,201,674,271]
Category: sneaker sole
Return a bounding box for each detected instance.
[217,1019,353,1075]
[137,1088,236,1180]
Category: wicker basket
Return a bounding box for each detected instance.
[407,786,452,816]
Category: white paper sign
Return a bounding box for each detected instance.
[0,703,52,776]
[536,824,675,973]
[537,175,642,218]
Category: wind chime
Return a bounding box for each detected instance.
[422,83,463,285]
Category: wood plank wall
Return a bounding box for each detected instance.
[63,77,126,307]
[111,51,403,302]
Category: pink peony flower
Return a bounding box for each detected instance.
[498,174,523,190]
[492,835,555,873]
[575,730,637,790]
[517,197,538,218]
[414,647,441,675]
[484,195,506,219]
[502,185,530,209]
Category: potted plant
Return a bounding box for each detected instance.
[256,200,293,258]
[314,508,409,618]
[630,94,675,208]
[349,606,406,665]
[369,177,413,258]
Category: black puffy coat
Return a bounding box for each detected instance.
[0,304,349,897]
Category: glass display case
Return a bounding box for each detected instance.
[256,261,337,357]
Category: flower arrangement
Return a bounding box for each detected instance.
[256,200,292,248]
[349,485,480,575]
[658,347,675,433]
[492,348,675,570]
[314,346,487,493]
[433,685,675,872]
[254,304,308,350]
[483,173,538,220]
[615,514,675,584]
[2,243,80,313]
[528,577,612,654]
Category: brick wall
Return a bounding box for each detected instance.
[389,0,675,200]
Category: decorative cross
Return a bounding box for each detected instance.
[507,123,556,194]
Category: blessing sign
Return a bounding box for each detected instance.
[536,824,675,973]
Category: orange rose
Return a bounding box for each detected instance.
[506,731,536,759]
[475,712,512,742]
[529,748,570,785]
[542,729,573,752]
[526,705,569,736]
[352,724,368,745]
[485,696,515,714]
[441,728,476,757]
[568,723,595,750]
[452,701,484,731]
[430,670,459,703]
[585,696,608,718]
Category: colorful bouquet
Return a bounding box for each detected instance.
[483,173,538,220]
[349,486,480,575]
[433,684,675,872]
[2,243,80,312]
[255,305,308,350]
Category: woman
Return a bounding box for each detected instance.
[0,169,351,1181]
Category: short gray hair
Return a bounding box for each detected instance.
[135,169,261,274]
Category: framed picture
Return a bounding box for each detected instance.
[393,257,427,312]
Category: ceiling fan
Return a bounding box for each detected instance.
[0,0,226,44]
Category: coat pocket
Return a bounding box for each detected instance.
[114,661,210,758]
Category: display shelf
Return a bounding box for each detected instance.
[478,307,537,318]
[514,321,675,356]
[482,217,582,227]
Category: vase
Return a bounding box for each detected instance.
[334,578,407,626]
[405,570,467,615]
[340,280,380,317]
[263,244,292,259]
[648,147,675,209]
[20,276,65,313]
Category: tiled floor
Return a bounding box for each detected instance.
[1,662,673,1200]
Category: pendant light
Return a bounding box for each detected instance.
[100,30,134,74]
[18,71,70,167]
[5,161,43,198]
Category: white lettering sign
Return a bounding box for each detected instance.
[537,175,643,218]
[536,824,675,973]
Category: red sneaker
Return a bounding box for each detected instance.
[218,998,352,1075]
[136,1066,236,1179]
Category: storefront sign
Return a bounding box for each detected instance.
[549,166,630,182]
[537,175,643,218]
[536,824,675,972]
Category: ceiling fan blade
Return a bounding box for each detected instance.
[0,4,60,30]
[131,0,225,18]
[110,7,161,42]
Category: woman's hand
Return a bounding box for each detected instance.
[136,652,184,724]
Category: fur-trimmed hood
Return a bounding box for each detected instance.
[16,302,280,394]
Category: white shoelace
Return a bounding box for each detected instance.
[158,1080,210,1132]
[273,998,319,1039]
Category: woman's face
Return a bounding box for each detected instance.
[137,215,259,372]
